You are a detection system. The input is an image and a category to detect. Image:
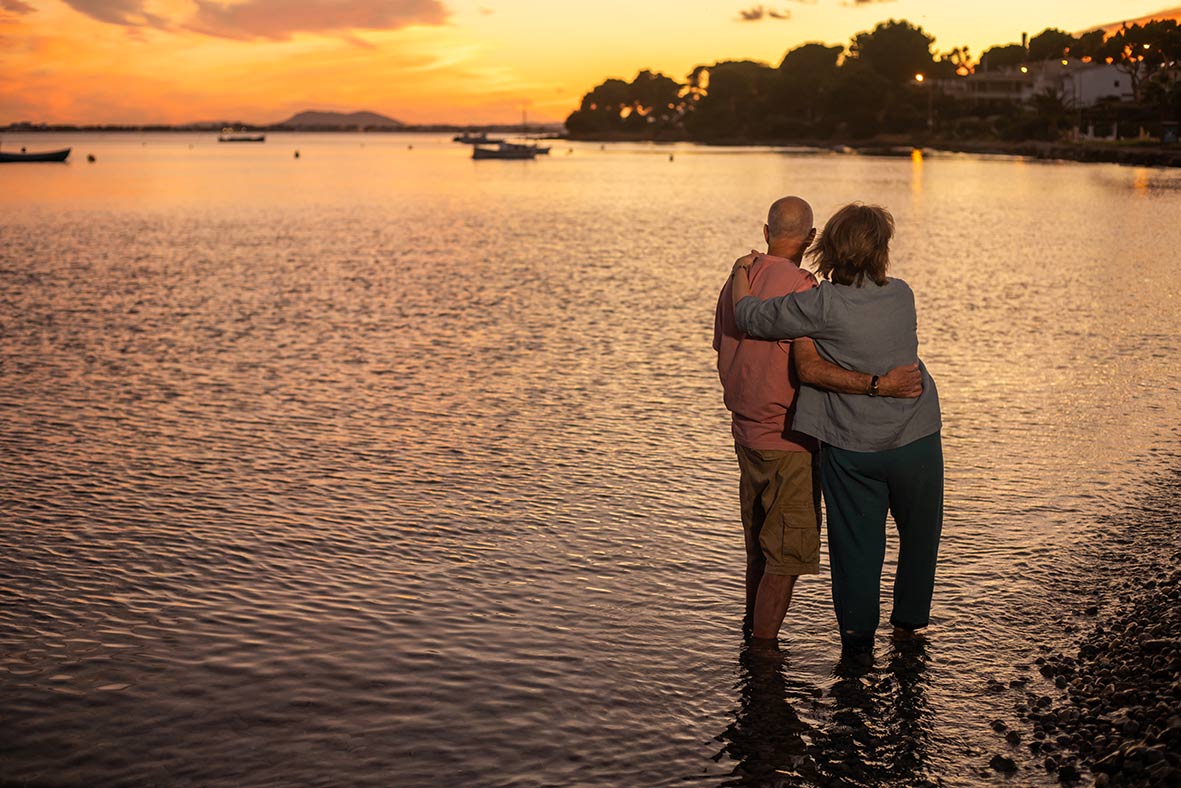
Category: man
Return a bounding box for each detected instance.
[713,196,920,643]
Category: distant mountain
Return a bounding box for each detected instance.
[277,110,404,129]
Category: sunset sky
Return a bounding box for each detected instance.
[1,1,1178,125]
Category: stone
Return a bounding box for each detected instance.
[989,754,1018,774]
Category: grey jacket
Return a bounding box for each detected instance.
[734,278,942,452]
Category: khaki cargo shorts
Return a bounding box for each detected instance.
[735,444,822,576]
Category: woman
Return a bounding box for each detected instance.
[729,202,943,655]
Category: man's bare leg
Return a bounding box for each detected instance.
[752,573,798,640]
[745,561,763,619]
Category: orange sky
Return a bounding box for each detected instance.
[1,1,1178,125]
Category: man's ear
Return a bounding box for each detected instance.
[806,228,817,246]
[763,224,770,245]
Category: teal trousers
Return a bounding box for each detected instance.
[821,431,943,648]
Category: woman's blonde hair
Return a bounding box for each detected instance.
[806,203,893,287]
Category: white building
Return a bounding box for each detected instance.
[937,60,1135,107]
[1033,60,1135,107]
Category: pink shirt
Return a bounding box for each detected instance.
[713,255,818,452]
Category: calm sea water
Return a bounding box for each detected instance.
[2,132,1179,787]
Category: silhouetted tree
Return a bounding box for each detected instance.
[1104,21,1181,101]
[826,60,893,138]
[1073,29,1107,61]
[565,71,684,134]
[684,60,776,140]
[848,19,936,84]
[627,70,683,130]
[1143,70,1181,120]
[773,43,843,129]
[565,78,633,133]
[937,45,973,76]
[1028,28,1075,61]
[979,44,1027,71]
[1029,88,1069,138]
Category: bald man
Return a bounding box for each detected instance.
[714,196,920,644]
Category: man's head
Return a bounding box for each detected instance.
[763,196,816,260]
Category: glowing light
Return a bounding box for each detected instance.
[1061,59,1069,65]
[914,73,925,82]
[1020,66,1029,73]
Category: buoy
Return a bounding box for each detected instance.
[87,154,96,163]
[408,144,414,150]
[669,154,674,161]
[294,150,300,159]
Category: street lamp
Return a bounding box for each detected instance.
[915,73,933,131]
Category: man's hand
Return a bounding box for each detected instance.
[878,363,922,398]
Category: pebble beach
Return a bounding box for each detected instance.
[984,468,1181,786]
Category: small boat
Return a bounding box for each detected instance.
[514,141,550,155]
[218,128,266,142]
[0,147,71,163]
[472,141,538,160]
[454,131,505,145]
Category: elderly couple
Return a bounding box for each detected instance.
[713,196,943,658]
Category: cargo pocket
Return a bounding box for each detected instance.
[778,508,820,569]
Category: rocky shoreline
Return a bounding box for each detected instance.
[983,468,1181,785]
[995,566,1181,785]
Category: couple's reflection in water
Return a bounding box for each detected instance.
[715,638,938,787]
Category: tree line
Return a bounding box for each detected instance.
[565,19,1181,142]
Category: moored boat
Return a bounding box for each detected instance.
[218,128,266,142]
[454,131,505,145]
[472,142,538,160]
[502,141,550,155]
[0,147,71,163]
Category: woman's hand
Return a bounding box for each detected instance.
[730,251,758,306]
[731,251,759,277]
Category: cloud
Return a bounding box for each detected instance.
[58,0,449,40]
[738,5,791,21]
[1,0,36,15]
[842,0,895,5]
[188,0,447,40]
[60,0,168,28]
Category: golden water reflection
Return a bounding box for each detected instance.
[1,134,1180,787]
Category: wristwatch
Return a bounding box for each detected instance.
[868,375,880,397]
